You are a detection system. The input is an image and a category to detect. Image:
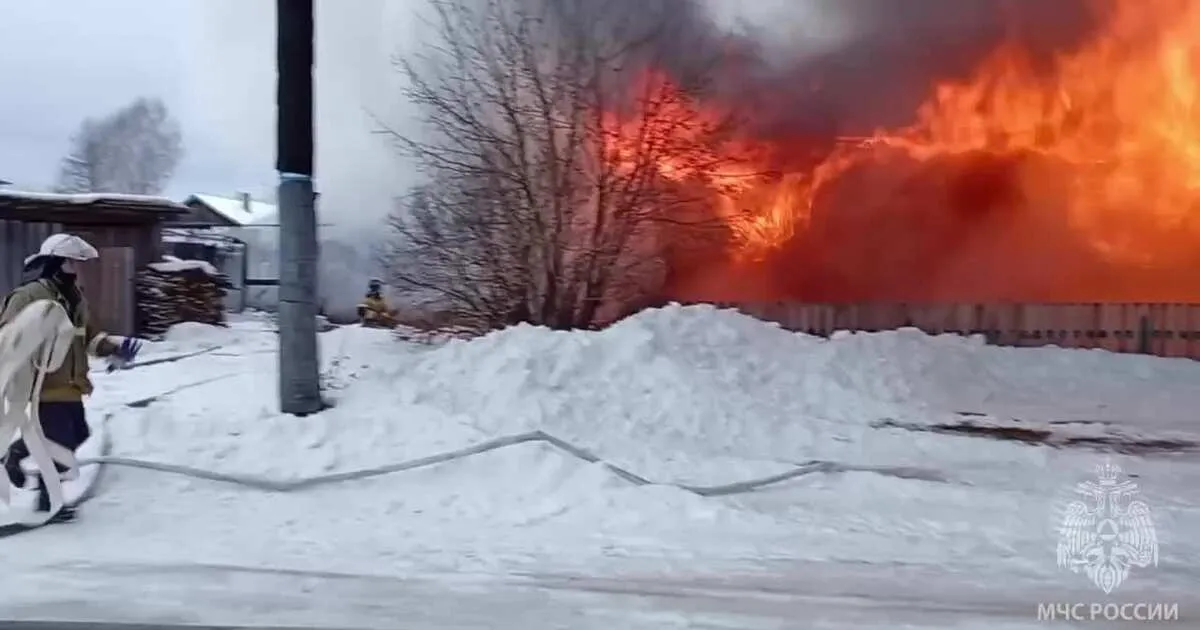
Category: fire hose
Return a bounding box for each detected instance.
[0,300,83,524]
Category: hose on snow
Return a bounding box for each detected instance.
[74,430,947,496]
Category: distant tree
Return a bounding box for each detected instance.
[54,97,183,195]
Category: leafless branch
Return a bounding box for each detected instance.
[380,0,744,330]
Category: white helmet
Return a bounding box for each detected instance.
[23,233,99,268]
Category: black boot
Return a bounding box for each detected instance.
[35,478,51,512]
[34,480,76,522]
[3,455,26,489]
[49,506,77,523]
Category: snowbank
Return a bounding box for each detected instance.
[5,304,1199,598]
[97,304,1200,482]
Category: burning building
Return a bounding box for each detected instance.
[628,0,1200,304]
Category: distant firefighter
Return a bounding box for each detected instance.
[357,279,396,328]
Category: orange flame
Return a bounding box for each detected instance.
[614,0,1200,292]
[870,0,1200,264]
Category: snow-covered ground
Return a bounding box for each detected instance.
[2,306,1199,628]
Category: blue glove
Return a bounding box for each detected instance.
[115,337,142,362]
[106,337,142,372]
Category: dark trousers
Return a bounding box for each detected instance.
[5,401,89,510]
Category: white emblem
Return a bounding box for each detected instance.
[1056,458,1158,593]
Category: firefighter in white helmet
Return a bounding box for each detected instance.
[0,233,141,521]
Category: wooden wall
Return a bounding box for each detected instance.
[719,302,1200,359]
[0,219,64,295]
[68,223,162,269]
[77,247,135,336]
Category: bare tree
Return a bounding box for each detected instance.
[380,0,747,331]
[55,97,184,195]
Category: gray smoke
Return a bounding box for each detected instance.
[187,0,413,318]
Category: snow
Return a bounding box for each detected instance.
[187,193,278,226]
[148,255,220,276]
[3,305,1199,628]
[0,189,183,208]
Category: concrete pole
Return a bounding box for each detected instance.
[276,0,322,415]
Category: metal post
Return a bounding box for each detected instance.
[276,0,322,415]
[239,238,248,312]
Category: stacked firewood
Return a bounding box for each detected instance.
[137,258,231,335]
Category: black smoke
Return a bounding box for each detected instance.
[725,0,1102,142]
[558,0,1104,153]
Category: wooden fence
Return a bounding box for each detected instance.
[718,302,1200,360]
[0,219,63,294]
[80,247,135,336]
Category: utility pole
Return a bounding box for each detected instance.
[276,0,322,415]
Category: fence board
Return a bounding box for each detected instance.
[1118,304,1138,354]
[1041,304,1069,348]
[806,305,824,336]
[1186,305,1200,359]
[1167,304,1186,357]
[0,220,59,296]
[831,304,854,332]
[813,304,830,335]
[801,305,816,335]
[79,247,134,336]
[1022,304,1043,347]
[1093,304,1118,353]
[788,303,804,328]
[1078,304,1100,350]
[723,300,1200,360]
[1176,304,1193,358]
[1147,303,1166,356]
[1159,304,1179,357]
[907,304,933,332]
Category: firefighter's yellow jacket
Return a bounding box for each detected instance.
[358,294,395,327]
[0,279,119,401]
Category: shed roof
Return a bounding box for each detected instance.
[184,194,279,226]
[0,190,187,225]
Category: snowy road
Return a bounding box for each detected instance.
[7,555,1196,629]
[0,561,1106,629]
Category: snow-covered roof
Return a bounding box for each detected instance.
[0,189,185,210]
[185,193,278,226]
[150,255,220,276]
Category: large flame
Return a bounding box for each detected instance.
[625,0,1200,302]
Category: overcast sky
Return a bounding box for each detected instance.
[0,0,824,228]
[0,0,288,199]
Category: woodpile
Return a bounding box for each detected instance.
[137,257,231,335]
